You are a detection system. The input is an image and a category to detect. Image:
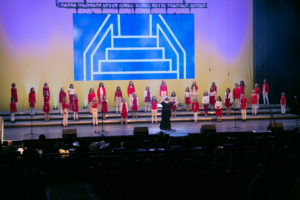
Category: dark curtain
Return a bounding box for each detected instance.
[254,0,300,104]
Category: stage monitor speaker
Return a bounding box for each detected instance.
[200,124,216,134]
[268,122,284,132]
[62,129,77,139]
[133,127,149,136]
[0,117,3,144]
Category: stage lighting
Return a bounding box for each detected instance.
[53,105,58,110]
[83,104,87,109]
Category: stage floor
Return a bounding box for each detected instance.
[3,118,299,141]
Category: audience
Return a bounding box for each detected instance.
[0,130,299,199]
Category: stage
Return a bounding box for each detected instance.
[1,104,299,141]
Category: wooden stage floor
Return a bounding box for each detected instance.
[1,104,299,141]
[3,119,299,141]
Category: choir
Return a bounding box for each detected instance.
[9,79,283,126]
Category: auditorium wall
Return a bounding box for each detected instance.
[0,0,253,111]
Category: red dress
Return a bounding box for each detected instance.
[29,93,36,108]
[216,109,222,117]
[72,99,79,112]
[127,86,135,97]
[11,88,18,102]
[10,102,17,113]
[250,94,258,105]
[240,85,245,94]
[97,87,106,102]
[171,98,177,110]
[213,86,217,93]
[145,90,151,102]
[62,102,69,110]
[132,98,138,111]
[160,85,168,96]
[254,88,260,98]
[262,83,269,93]
[43,97,50,113]
[233,88,240,98]
[59,92,66,104]
[88,93,96,103]
[102,100,108,113]
[121,103,128,117]
[280,96,286,105]
[192,101,199,112]
[151,101,157,110]
[114,91,122,101]
[241,97,248,109]
[225,93,232,107]
[185,97,191,105]
[209,90,216,105]
[43,87,50,99]
[92,102,98,109]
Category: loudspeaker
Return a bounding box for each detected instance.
[200,124,216,134]
[62,129,77,139]
[268,122,284,132]
[133,127,149,136]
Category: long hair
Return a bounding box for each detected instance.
[30,87,35,94]
[128,81,134,87]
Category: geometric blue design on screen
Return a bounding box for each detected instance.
[73,14,194,81]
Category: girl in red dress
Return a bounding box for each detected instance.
[62,97,69,127]
[10,98,17,123]
[91,98,98,125]
[192,98,199,122]
[250,90,258,115]
[43,82,50,101]
[209,86,216,111]
[170,92,178,118]
[240,93,248,121]
[160,80,168,100]
[11,83,18,103]
[114,86,123,113]
[97,82,106,110]
[280,92,286,115]
[211,82,218,94]
[101,96,108,120]
[72,94,79,120]
[120,98,128,125]
[262,79,270,105]
[224,88,233,116]
[202,91,209,117]
[233,83,241,108]
[29,87,36,116]
[240,80,245,96]
[144,86,152,112]
[254,83,260,109]
[215,96,223,122]
[185,87,191,112]
[191,81,199,100]
[68,83,75,109]
[88,88,96,114]
[127,81,135,107]
[151,96,158,123]
[59,88,66,115]
[131,93,139,119]
[43,91,50,122]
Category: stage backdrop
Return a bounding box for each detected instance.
[0,0,253,111]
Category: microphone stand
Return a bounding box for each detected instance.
[95,109,109,137]
[229,106,241,130]
[24,112,38,137]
